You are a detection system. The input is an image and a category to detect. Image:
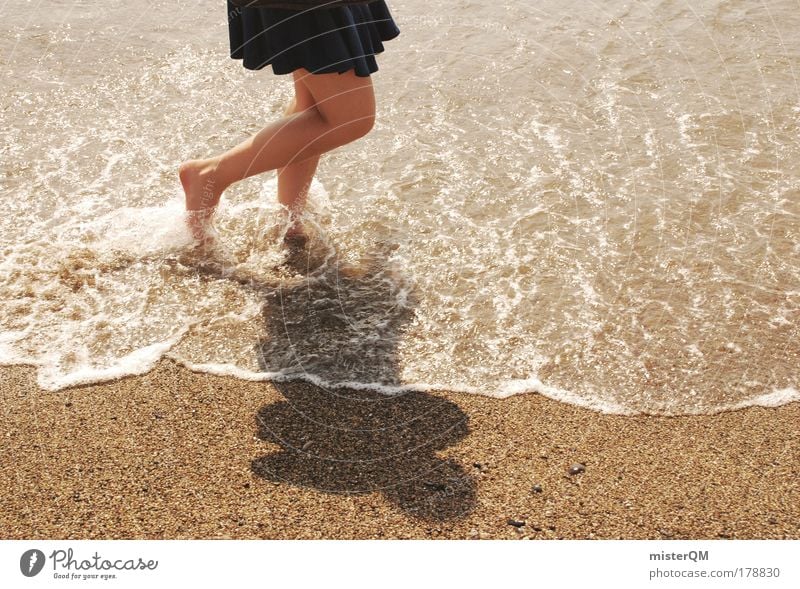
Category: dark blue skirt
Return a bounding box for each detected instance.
[227,1,401,77]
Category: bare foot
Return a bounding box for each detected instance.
[287,215,305,236]
[283,208,305,235]
[283,231,308,249]
[185,208,219,249]
[282,211,308,248]
[179,158,224,241]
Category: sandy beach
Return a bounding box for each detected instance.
[1,360,797,540]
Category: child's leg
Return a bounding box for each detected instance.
[179,68,375,213]
[277,71,321,229]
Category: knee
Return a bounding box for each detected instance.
[348,112,375,139]
[316,99,375,140]
[321,111,375,141]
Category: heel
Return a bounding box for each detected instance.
[185,206,219,245]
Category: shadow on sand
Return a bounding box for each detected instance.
[183,232,476,521]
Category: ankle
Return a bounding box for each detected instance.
[205,156,236,194]
[201,158,232,206]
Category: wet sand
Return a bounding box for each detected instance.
[1,360,798,539]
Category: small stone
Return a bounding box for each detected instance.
[473,462,483,470]
[531,484,543,493]
[65,402,73,408]
[568,463,586,475]
[301,440,314,451]
[423,481,447,492]
[507,519,526,528]
[243,482,251,489]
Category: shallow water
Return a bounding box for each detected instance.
[1,0,798,414]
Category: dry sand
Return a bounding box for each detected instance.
[1,360,798,539]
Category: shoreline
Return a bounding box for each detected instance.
[1,360,798,539]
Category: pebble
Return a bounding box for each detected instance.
[531,484,543,493]
[301,440,314,451]
[423,481,447,492]
[568,463,586,475]
[507,519,526,528]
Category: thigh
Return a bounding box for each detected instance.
[291,69,317,112]
[293,67,375,128]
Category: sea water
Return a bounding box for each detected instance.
[1,0,798,415]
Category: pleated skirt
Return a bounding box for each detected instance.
[227,1,401,77]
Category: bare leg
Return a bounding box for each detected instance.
[179,68,375,228]
[277,71,322,238]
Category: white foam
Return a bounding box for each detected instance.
[86,198,195,257]
[494,377,635,414]
[151,358,643,416]
[0,330,35,365]
[726,387,800,410]
[34,329,190,391]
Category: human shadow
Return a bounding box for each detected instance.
[184,232,476,521]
